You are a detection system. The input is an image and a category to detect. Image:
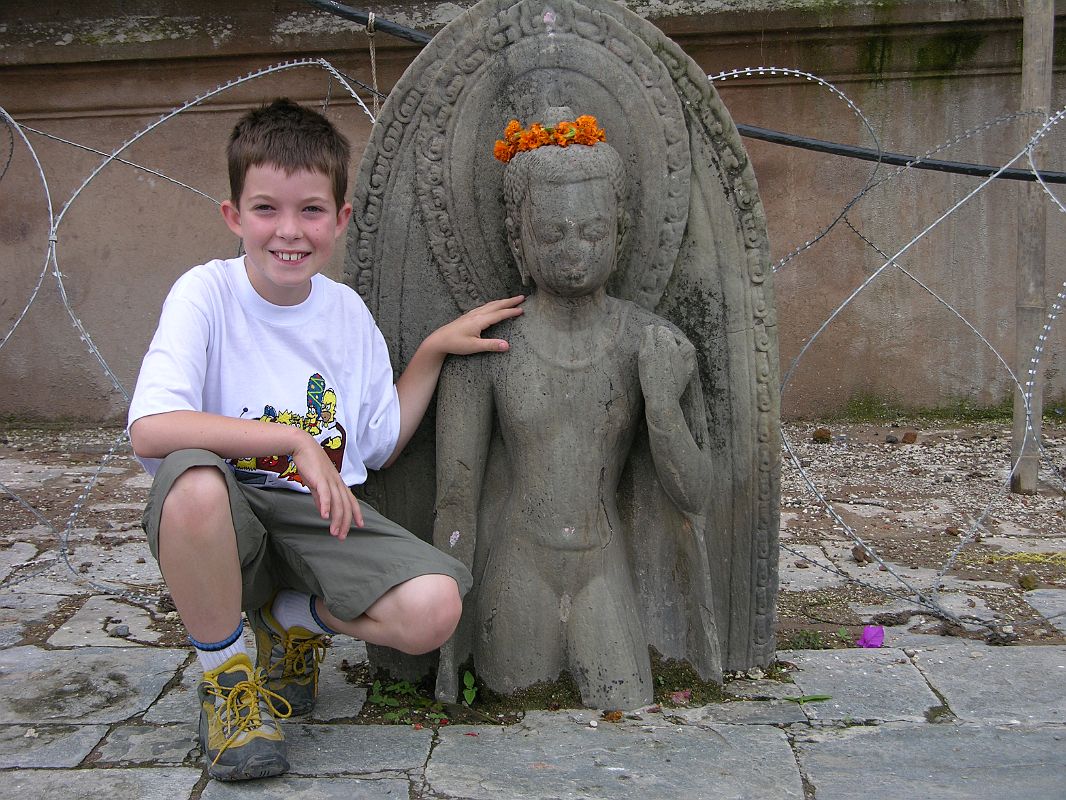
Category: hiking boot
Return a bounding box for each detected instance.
[198,653,291,781]
[248,600,329,716]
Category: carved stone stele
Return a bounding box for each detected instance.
[346,0,780,696]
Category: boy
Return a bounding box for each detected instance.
[127,98,523,781]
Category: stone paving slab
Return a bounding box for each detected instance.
[0,543,37,584]
[821,540,1011,593]
[285,723,433,774]
[124,472,155,490]
[0,645,185,724]
[723,677,803,701]
[201,776,412,798]
[309,638,369,722]
[66,540,162,589]
[778,544,846,591]
[426,712,804,800]
[0,767,202,799]
[0,723,108,767]
[911,642,1066,724]
[795,722,1066,800]
[88,501,145,515]
[674,699,807,726]
[779,648,941,723]
[143,660,198,724]
[1024,587,1066,634]
[5,567,92,596]
[94,721,197,765]
[0,460,127,493]
[48,593,161,647]
[0,590,62,648]
[982,535,1066,553]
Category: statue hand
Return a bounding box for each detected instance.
[638,325,696,408]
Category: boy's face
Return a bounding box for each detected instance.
[221,163,352,306]
[518,176,617,298]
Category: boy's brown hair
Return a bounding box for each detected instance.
[227,98,351,209]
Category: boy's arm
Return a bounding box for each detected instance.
[385,295,523,467]
[129,410,363,537]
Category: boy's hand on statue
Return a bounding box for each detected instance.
[638,325,696,406]
[431,295,525,355]
[291,433,364,538]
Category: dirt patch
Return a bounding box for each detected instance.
[780,418,1066,644]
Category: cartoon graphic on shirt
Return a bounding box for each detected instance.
[231,372,347,486]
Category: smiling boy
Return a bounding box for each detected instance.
[127,98,522,781]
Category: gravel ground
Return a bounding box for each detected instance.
[0,419,1063,653]
[778,418,1066,647]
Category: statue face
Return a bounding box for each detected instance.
[519,176,617,298]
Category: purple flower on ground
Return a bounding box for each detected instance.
[856,625,884,648]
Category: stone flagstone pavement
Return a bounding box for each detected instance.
[0,618,1062,798]
[0,428,1064,798]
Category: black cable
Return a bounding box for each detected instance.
[305,0,432,45]
[306,0,1066,185]
[738,123,1066,184]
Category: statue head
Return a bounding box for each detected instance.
[500,112,628,297]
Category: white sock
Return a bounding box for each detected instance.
[271,589,335,635]
[192,621,249,673]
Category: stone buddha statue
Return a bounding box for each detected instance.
[347,0,779,706]
[432,111,722,709]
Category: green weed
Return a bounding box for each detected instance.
[367,679,449,725]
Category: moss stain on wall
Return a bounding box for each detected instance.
[913,33,985,74]
[859,36,893,79]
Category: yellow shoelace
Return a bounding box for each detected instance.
[280,634,328,694]
[206,668,292,765]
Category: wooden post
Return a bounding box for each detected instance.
[1011,0,1055,494]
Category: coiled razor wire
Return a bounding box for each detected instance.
[714,71,1065,633]
[0,53,1063,638]
[710,67,884,274]
[777,98,1066,635]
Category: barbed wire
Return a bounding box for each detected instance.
[710,67,883,274]
[0,115,13,184]
[0,55,1063,643]
[0,106,54,356]
[22,126,221,205]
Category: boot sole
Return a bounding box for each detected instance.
[208,751,291,781]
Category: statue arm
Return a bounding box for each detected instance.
[637,325,712,515]
[432,354,493,701]
[432,355,494,567]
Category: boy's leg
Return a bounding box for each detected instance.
[312,573,461,655]
[249,575,464,714]
[157,465,242,644]
[267,495,470,649]
[143,450,289,781]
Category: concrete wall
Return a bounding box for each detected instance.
[1,0,1064,421]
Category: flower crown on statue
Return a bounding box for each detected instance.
[493,115,607,163]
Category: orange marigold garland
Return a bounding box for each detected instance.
[493,115,607,163]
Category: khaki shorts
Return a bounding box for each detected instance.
[141,449,472,620]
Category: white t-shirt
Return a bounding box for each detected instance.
[128,257,400,489]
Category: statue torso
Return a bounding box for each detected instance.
[486,296,658,550]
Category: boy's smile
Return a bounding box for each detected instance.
[221,163,352,306]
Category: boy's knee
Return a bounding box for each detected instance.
[395,575,463,654]
[159,465,230,532]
